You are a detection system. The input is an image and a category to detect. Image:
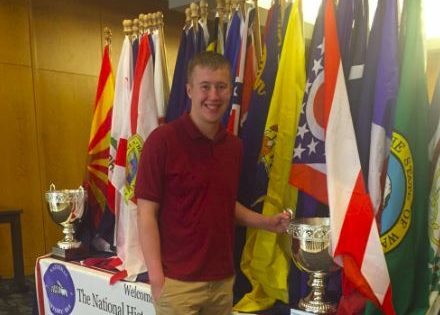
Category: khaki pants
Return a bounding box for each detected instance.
[154,276,234,315]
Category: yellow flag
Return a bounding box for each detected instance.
[235,0,305,311]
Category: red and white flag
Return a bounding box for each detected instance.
[108,35,133,221]
[323,1,395,313]
[227,5,256,135]
[113,33,158,281]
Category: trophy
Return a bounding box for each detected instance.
[45,184,87,260]
[287,216,339,314]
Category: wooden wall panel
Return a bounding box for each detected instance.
[0,64,44,275]
[0,0,186,278]
[0,0,31,66]
[35,70,96,249]
[31,0,101,75]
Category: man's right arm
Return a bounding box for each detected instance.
[137,198,163,301]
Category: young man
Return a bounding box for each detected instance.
[135,51,290,315]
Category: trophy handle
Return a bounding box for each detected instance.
[49,183,56,191]
[73,186,85,220]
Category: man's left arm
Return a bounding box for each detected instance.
[234,202,290,233]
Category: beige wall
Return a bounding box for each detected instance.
[0,0,183,278]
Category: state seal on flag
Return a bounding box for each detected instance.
[124,134,143,202]
[380,132,413,253]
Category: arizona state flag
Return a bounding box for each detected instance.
[86,44,115,234]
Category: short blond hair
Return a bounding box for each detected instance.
[187,51,231,83]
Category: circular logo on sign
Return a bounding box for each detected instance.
[380,132,413,253]
[44,263,75,315]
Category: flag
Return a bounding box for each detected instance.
[151,29,166,124]
[337,0,368,129]
[290,0,395,313]
[165,24,205,122]
[165,27,189,122]
[428,73,440,315]
[200,19,210,49]
[227,5,256,135]
[108,35,133,249]
[365,0,430,313]
[359,0,399,213]
[287,1,332,308]
[238,12,257,132]
[222,9,244,127]
[234,1,282,309]
[234,0,305,310]
[207,13,225,54]
[85,43,115,246]
[114,34,158,281]
[132,37,139,72]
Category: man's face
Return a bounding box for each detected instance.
[186,65,232,126]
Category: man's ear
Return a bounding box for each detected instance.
[186,83,192,99]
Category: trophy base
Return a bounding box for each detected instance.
[290,308,315,315]
[52,246,88,261]
[298,298,337,314]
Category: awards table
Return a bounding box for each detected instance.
[35,256,155,315]
[35,256,300,315]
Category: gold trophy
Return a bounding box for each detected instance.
[287,217,339,314]
[45,184,87,260]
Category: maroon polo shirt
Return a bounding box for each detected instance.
[135,113,243,281]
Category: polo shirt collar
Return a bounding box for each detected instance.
[181,112,227,143]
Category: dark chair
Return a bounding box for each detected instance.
[0,209,27,292]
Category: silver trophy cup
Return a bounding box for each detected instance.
[45,184,87,260]
[287,217,339,314]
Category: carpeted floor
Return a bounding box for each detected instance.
[0,276,36,315]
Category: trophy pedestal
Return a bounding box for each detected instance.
[52,246,88,261]
[290,308,314,315]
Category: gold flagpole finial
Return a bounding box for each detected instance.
[200,0,209,23]
[216,0,225,25]
[145,13,153,30]
[141,14,149,33]
[151,12,159,28]
[185,7,192,28]
[224,0,232,20]
[132,18,139,40]
[155,11,164,28]
[216,0,225,13]
[122,19,133,38]
[104,27,112,46]
[238,0,245,15]
[252,0,262,62]
[138,13,145,34]
[190,2,200,31]
[231,0,238,11]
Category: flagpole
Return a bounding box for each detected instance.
[185,7,192,28]
[200,0,209,24]
[216,0,226,53]
[190,2,200,33]
[104,27,112,56]
[225,0,232,21]
[253,0,262,62]
[238,0,246,16]
[138,14,145,35]
[216,0,225,28]
[122,20,133,39]
[132,18,139,42]
[145,13,153,31]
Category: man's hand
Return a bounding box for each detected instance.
[150,273,165,302]
[265,210,291,233]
